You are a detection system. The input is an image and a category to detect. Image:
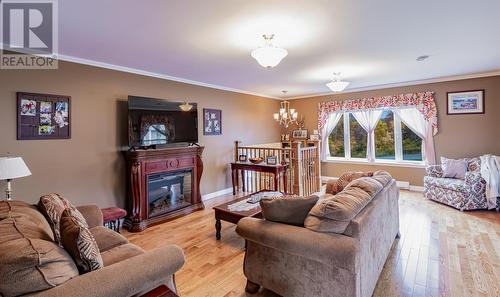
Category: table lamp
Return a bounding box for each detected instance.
[0,157,32,200]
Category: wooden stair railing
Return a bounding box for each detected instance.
[234,140,321,196]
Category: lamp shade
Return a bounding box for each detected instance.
[326,80,350,92]
[251,46,288,68]
[0,157,32,180]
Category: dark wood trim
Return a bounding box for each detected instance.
[446,89,485,115]
[123,146,204,232]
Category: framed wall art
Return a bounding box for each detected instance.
[292,129,308,139]
[446,90,484,115]
[17,92,71,140]
[203,108,222,135]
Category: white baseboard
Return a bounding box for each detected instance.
[321,176,423,192]
[201,187,233,201]
[409,185,425,192]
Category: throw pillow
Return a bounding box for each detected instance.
[60,208,103,274]
[259,195,319,226]
[325,171,374,194]
[38,193,88,245]
[441,157,467,179]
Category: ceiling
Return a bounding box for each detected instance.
[57,0,500,98]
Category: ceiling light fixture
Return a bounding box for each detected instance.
[416,55,429,61]
[179,101,193,111]
[251,34,288,68]
[273,90,298,128]
[326,72,350,92]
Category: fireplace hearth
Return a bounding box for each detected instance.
[123,146,204,232]
[148,169,192,217]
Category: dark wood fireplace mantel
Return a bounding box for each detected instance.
[123,146,204,232]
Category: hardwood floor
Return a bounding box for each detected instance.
[125,191,500,297]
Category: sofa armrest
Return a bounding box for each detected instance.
[426,165,443,178]
[236,217,359,272]
[77,205,103,228]
[29,245,185,297]
[465,171,485,187]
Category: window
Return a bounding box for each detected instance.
[401,122,423,161]
[375,110,395,160]
[349,114,367,158]
[327,109,424,165]
[328,114,345,157]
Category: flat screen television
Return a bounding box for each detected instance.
[128,96,198,148]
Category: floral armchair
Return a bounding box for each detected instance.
[424,157,488,211]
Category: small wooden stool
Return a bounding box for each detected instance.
[101,207,127,232]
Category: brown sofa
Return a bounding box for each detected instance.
[0,201,185,297]
[236,172,399,297]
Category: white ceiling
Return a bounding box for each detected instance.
[58,0,500,98]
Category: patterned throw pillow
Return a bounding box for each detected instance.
[60,208,103,274]
[326,171,374,194]
[38,193,88,245]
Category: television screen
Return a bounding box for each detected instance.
[128,96,198,147]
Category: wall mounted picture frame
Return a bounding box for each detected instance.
[238,154,247,162]
[292,129,308,139]
[17,92,71,140]
[203,108,222,135]
[446,90,485,115]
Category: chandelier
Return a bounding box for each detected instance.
[326,72,350,92]
[179,101,193,111]
[251,34,288,68]
[273,91,298,128]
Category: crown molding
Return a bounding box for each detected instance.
[56,54,280,100]
[2,43,499,101]
[287,69,500,100]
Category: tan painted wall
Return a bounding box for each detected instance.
[285,76,500,186]
[0,61,280,207]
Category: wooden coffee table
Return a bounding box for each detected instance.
[213,190,271,240]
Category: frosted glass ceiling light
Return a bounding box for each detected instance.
[251,34,288,68]
[326,72,350,92]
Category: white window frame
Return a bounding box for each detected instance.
[326,109,425,168]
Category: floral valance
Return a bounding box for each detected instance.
[318,91,438,135]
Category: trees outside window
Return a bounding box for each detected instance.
[349,114,367,158]
[327,109,423,164]
[328,114,345,157]
[375,110,395,160]
[401,122,423,161]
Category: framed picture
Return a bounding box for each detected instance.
[292,129,308,139]
[238,154,247,162]
[17,92,71,140]
[266,156,277,165]
[203,108,222,135]
[447,90,485,115]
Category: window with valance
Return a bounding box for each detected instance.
[318,92,438,166]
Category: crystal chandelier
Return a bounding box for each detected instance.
[251,34,288,68]
[326,72,350,92]
[273,91,298,128]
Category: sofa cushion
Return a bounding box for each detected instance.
[100,243,145,266]
[90,226,129,252]
[60,208,103,274]
[304,171,391,233]
[0,200,54,243]
[424,176,468,192]
[325,171,373,194]
[441,157,467,180]
[260,195,319,226]
[38,193,88,244]
[0,201,79,297]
